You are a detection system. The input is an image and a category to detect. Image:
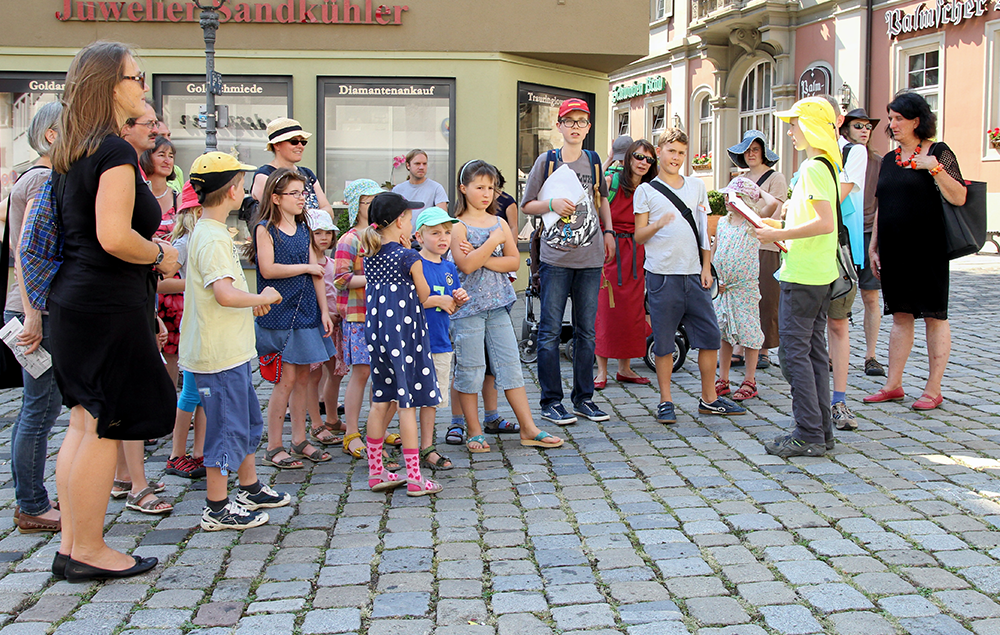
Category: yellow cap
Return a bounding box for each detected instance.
[774,97,842,169]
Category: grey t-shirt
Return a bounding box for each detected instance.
[521,150,609,269]
[5,166,52,314]
[392,179,448,234]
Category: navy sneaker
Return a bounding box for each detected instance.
[573,400,609,422]
[235,483,291,511]
[698,396,747,415]
[764,434,826,458]
[201,501,268,531]
[656,401,676,424]
[540,403,577,426]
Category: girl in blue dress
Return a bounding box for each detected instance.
[245,168,335,469]
[359,192,442,496]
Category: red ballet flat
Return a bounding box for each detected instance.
[863,387,905,403]
[912,394,943,411]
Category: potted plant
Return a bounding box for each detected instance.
[692,152,712,170]
[381,154,406,190]
[989,127,1000,151]
[706,189,726,237]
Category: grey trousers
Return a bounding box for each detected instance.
[777,282,833,445]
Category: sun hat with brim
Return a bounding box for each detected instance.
[306,209,337,232]
[415,207,459,231]
[774,97,842,169]
[265,117,312,151]
[189,152,256,202]
[727,130,780,169]
[178,181,200,213]
[344,178,385,226]
[611,135,634,161]
[842,107,880,127]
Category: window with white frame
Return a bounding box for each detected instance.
[616,110,630,137]
[739,61,776,152]
[651,0,666,21]
[650,104,666,143]
[906,50,940,114]
[699,96,713,157]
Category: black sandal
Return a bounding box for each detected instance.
[483,417,519,435]
[445,425,465,446]
[420,445,454,471]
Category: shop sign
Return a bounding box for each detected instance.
[798,67,831,99]
[334,82,448,97]
[0,78,66,93]
[885,0,1000,37]
[611,76,666,103]
[55,0,409,25]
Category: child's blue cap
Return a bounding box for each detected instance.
[415,207,458,231]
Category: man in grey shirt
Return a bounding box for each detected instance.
[392,149,448,237]
[521,98,615,426]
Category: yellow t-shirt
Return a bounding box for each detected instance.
[779,158,839,286]
[178,218,256,373]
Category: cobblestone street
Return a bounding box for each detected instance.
[1,255,999,635]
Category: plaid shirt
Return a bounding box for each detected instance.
[333,228,366,322]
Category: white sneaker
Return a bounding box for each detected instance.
[201,501,269,531]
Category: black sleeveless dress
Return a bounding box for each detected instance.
[874,142,963,320]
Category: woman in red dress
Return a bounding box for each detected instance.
[595,139,656,388]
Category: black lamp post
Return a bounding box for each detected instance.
[194,0,227,152]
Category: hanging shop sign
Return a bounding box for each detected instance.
[611,76,666,103]
[798,67,831,99]
[55,0,409,25]
[885,0,1000,37]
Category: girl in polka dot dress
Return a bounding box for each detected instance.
[357,192,442,496]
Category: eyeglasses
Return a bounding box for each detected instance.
[285,138,308,147]
[122,71,146,86]
[852,122,874,131]
[134,119,160,130]
[279,190,306,199]
[631,152,655,165]
[559,119,590,129]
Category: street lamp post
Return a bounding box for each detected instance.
[194,0,227,152]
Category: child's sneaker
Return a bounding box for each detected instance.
[235,483,291,510]
[165,455,204,479]
[201,501,268,531]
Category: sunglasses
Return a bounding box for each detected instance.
[851,122,874,131]
[122,71,146,86]
[285,138,308,147]
[631,152,655,165]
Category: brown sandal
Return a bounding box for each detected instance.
[263,446,303,469]
[732,380,758,401]
[112,479,165,499]
[309,424,342,446]
[290,440,332,463]
[125,487,173,515]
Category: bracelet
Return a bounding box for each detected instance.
[929,164,944,176]
[603,229,615,236]
[548,198,554,212]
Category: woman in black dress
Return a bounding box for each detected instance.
[48,42,180,582]
[865,91,966,411]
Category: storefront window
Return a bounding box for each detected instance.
[0,74,63,200]
[516,82,595,230]
[740,61,775,153]
[318,77,455,209]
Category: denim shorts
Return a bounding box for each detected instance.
[193,361,263,476]
[450,307,524,394]
[646,272,722,356]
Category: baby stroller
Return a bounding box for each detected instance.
[642,292,690,373]
[519,223,574,364]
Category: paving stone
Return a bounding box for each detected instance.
[797,583,875,612]
[664,576,728,598]
[549,603,616,630]
[496,613,552,635]
[366,619,433,635]
[898,614,974,635]
[826,612,896,635]
[15,596,80,622]
[436,599,488,625]
[0,624,52,635]
[759,604,824,634]
[370,592,430,618]
[193,603,244,627]
[685,597,750,625]
[853,571,916,595]
[313,586,369,609]
[738,580,799,605]
[235,614,296,634]
[247,599,305,614]
[933,590,1000,619]
[299,609,361,634]
[545,583,603,605]
[491,592,548,615]
[878,594,941,618]
[128,609,191,629]
[618,600,682,624]
[774,560,840,585]
[145,590,205,608]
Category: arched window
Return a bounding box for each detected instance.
[739,61,775,150]
[698,95,713,157]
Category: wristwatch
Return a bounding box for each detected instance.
[153,243,164,266]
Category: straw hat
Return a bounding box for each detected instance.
[265,117,312,152]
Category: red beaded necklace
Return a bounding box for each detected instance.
[894,141,922,168]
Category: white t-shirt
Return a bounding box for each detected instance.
[392,179,448,234]
[839,137,867,266]
[633,176,711,276]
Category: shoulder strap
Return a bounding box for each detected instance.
[815,156,848,247]
[648,179,706,264]
[584,150,601,189]
[607,167,622,203]
[755,169,775,188]
[842,142,855,168]
[543,149,558,181]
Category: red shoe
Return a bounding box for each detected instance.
[912,394,943,410]
[616,373,651,385]
[715,378,730,397]
[594,379,607,390]
[863,387,905,403]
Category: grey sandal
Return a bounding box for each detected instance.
[420,445,454,471]
[290,440,332,463]
[263,447,303,469]
[125,486,173,515]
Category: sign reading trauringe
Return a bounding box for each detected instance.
[612,76,667,103]
[56,0,409,24]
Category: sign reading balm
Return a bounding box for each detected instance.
[56,0,409,25]
[885,0,1000,37]
[798,67,831,99]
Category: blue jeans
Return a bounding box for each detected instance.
[451,307,525,394]
[537,263,601,408]
[4,311,62,516]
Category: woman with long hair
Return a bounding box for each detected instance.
[48,42,180,582]
[594,139,657,389]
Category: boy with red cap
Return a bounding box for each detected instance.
[521,98,616,426]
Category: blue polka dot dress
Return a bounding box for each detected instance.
[365,241,440,408]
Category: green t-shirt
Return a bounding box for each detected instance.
[779,157,839,286]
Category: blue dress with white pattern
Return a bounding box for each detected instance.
[364,241,440,408]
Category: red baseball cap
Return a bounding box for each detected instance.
[558,98,591,119]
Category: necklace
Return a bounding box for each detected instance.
[152,186,170,200]
[894,141,922,168]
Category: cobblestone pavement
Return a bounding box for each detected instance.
[1,255,1000,635]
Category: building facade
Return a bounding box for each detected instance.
[0,0,649,241]
[611,0,1000,229]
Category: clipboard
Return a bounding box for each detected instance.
[726,191,787,253]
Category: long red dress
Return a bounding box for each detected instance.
[595,188,651,359]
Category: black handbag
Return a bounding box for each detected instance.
[816,157,859,300]
[928,143,988,260]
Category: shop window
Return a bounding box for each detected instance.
[318,77,455,208]
[617,110,630,137]
[650,104,666,143]
[906,50,940,113]
[739,61,775,153]
[699,95,713,158]
[0,73,63,200]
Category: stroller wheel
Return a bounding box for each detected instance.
[519,339,538,365]
[644,335,656,372]
[563,339,574,362]
[644,333,689,373]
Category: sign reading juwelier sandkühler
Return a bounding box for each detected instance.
[885,0,999,37]
[56,0,408,24]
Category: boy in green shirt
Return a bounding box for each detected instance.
[755,98,840,457]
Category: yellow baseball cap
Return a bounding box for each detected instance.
[774,98,841,169]
[189,152,256,199]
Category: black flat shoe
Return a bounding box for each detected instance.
[52,552,69,580]
[64,555,158,583]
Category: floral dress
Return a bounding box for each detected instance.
[713,215,764,349]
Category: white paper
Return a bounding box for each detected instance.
[0,317,52,379]
[726,191,787,253]
[537,164,587,230]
